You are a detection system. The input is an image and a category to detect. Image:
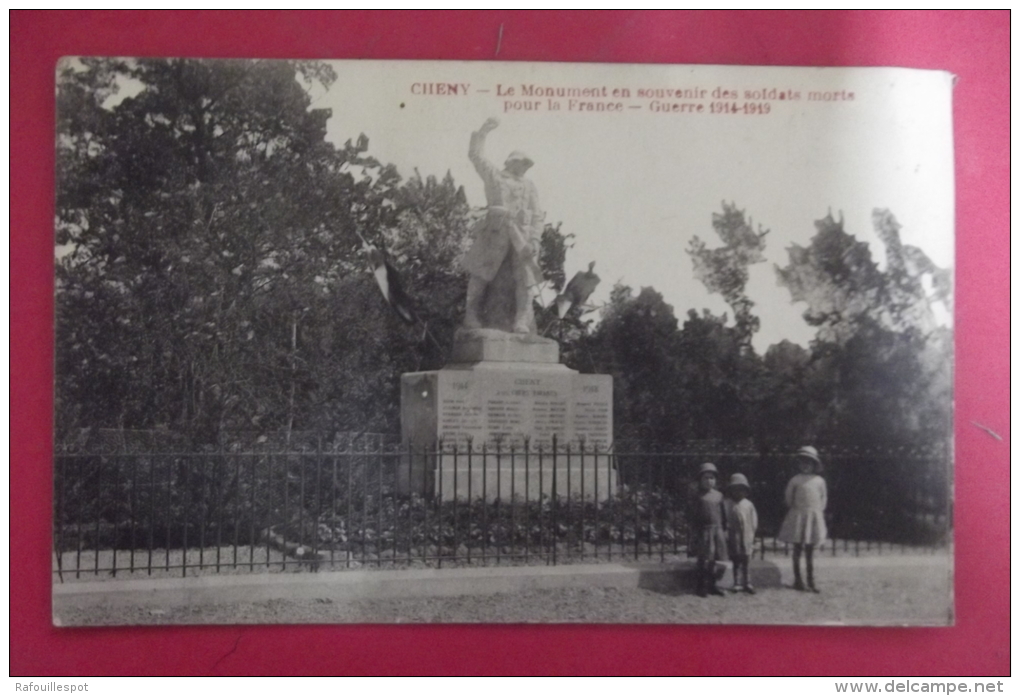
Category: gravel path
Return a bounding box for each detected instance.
[57,562,951,626]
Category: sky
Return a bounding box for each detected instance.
[311,61,955,353]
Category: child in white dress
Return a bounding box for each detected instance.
[726,473,758,594]
[778,446,827,592]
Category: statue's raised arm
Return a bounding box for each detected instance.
[468,117,501,182]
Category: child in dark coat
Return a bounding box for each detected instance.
[689,462,728,597]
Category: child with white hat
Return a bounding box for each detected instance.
[726,473,759,594]
[778,446,828,592]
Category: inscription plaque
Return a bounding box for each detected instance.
[432,370,610,448]
[400,366,614,500]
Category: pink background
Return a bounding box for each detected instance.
[12,11,1009,676]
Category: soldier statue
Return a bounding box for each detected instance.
[462,117,545,334]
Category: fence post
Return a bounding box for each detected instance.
[538,441,545,564]
[466,440,473,564]
[658,454,665,563]
[495,440,501,566]
[608,448,614,562]
[314,435,323,568]
[593,443,599,560]
[633,453,639,561]
[331,444,339,569]
[667,455,675,558]
[219,442,229,571]
[146,452,155,576]
[482,441,488,563]
[181,455,190,577]
[523,438,530,564]
[54,450,66,583]
[346,444,353,569]
[233,449,242,569]
[51,452,61,583]
[579,441,585,560]
[198,449,208,574]
[94,454,103,576]
[128,438,138,575]
[435,440,442,569]
[551,435,558,566]
[453,442,459,564]
[405,441,412,567]
[266,449,274,569]
[376,440,383,568]
[361,443,368,567]
[110,452,120,578]
[565,439,571,542]
[164,454,173,572]
[509,440,517,562]
[565,440,572,556]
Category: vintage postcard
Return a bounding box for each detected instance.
[53,59,954,625]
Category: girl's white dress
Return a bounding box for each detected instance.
[726,498,758,557]
[778,473,827,545]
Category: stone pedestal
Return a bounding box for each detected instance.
[400,329,615,501]
[448,328,560,364]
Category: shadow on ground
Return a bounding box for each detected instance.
[635,560,783,596]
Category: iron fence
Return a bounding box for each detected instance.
[53,438,951,581]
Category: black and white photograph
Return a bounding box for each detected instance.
[52,58,954,626]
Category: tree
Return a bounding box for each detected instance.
[775,211,888,345]
[757,339,816,445]
[774,210,952,449]
[688,202,769,348]
[580,285,684,444]
[871,208,952,336]
[386,169,472,364]
[55,58,404,442]
[537,221,573,295]
[672,309,767,444]
[533,222,601,365]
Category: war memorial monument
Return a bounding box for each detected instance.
[400,118,614,500]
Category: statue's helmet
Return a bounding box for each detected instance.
[505,150,534,169]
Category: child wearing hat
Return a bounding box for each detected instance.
[778,446,827,592]
[688,462,728,597]
[726,473,759,594]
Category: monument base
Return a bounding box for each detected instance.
[400,334,615,501]
[449,327,560,364]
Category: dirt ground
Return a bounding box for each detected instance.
[55,557,952,626]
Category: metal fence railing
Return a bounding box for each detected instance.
[53,439,952,581]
